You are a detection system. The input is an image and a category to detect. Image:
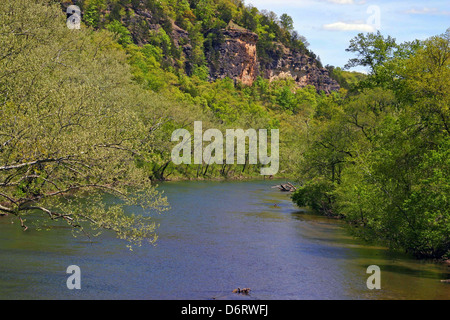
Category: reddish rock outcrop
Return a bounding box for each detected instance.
[205,25,339,93]
[207,25,259,86]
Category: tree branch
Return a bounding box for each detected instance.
[0,157,71,171]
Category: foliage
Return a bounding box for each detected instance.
[292,178,336,216]
[325,65,367,90]
[293,29,450,259]
[106,20,133,46]
[0,0,170,247]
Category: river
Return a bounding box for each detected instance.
[0,180,448,299]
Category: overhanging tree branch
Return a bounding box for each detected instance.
[0,157,71,171]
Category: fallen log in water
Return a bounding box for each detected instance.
[271,182,297,192]
[232,287,251,295]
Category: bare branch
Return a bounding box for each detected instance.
[0,204,14,213]
[0,192,17,204]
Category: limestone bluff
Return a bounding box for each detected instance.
[172,20,339,94]
[207,22,340,93]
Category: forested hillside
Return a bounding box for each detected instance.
[61,0,339,92]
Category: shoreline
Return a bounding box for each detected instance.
[152,174,296,183]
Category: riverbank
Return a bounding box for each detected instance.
[154,174,296,182]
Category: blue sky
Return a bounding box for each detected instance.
[246,0,450,73]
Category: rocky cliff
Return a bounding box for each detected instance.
[260,43,341,93]
[206,24,339,93]
[207,24,259,86]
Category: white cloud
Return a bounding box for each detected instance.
[322,21,376,32]
[405,7,450,16]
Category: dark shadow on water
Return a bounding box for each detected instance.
[288,209,433,264]
[290,209,341,222]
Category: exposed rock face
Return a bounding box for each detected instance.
[208,26,259,86]
[126,9,159,46]
[260,44,340,93]
[206,26,339,93]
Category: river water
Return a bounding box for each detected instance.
[0,180,448,299]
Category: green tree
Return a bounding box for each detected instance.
[279,13,294,32]
[0,0,169,247]
[345,31,398,76]
[106,20,133,46]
